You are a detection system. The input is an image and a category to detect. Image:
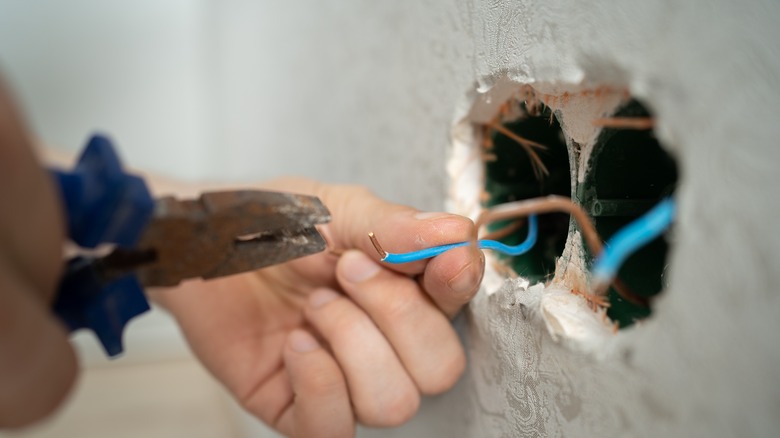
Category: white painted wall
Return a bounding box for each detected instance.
[0,0,215,180]
[1,1,779,437]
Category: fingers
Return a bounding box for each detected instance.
[304,289,420,427]
[259,179,485,316]
[326,193,475,277]
[279,330,354,438]
[336,251,466,393]
[0,77,74,428]
[312,182,485,313]
[287,251,473,431]
[258,178,477,276]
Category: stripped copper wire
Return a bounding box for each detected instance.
[476,196,603,256]
[368,232,387,259]
[592,117,654,130]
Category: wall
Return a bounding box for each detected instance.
[451,2,780,436]
[1,1,779,437]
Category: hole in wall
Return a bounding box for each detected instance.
[474,85,678,330]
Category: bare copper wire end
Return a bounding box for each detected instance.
[367,232,387,259]
[592,117,655,130]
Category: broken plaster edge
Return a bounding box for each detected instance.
[447,75,627,355]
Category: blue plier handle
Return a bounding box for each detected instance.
[52,134,331,358]
[52,135,156,357]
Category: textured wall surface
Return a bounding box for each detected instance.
[458,2,780,436]
[1,1,779,437]
[372,1,780,436]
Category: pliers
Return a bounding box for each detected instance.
[51,135,331,357]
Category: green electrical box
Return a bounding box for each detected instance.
[484,99,677,327]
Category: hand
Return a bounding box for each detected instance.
[150,178,485,437]
[0,78,77,428]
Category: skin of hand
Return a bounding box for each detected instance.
[148,178,485,438]
[0,80,78,428]
[0,76,483,434]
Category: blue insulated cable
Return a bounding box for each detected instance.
[380,215,538,264]
[591,197,676,287]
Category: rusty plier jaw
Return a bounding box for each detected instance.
[134,190,331,287]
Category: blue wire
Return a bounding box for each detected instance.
[591,197,676,285]
[382,215,538,263]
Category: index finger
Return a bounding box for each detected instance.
[265,179,476,274]
[258,178,485,315]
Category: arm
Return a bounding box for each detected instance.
[0,77,77,428]
[1,76,483,435]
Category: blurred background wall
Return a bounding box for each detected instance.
[1,1,779,437]
[0,1,467,436]
[0,0,460,208]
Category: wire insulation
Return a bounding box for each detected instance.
[380,215,538,264]
[591,198,676,289]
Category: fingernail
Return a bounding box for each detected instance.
[309,288,340,309]
[447,259,483,296]
[289,330,319,353]
[414,211,451,220]
[341,251,381,283]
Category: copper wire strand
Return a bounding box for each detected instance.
[487,122,550,179]
[367,197,647,308]
[476,196,647,306]
[476,196,603,255]
[591,117,655,130]
[480,218,526,241]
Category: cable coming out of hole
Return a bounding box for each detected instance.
[366,195,672,310]
[369,215,538,263]
[591,197,676,294]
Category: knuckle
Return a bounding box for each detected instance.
[382,291,420,323]
[346,184,375,198]
[418,348,466,395]
[329,184,376,208]
[327,307,373,341]
[356,384,420,427]
[303,367,345,398]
